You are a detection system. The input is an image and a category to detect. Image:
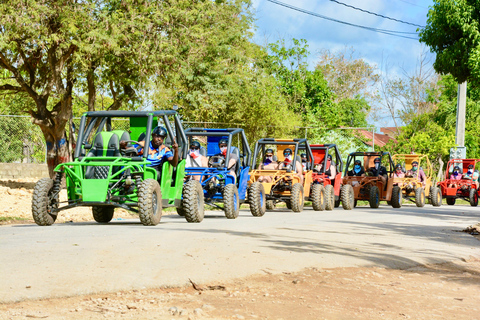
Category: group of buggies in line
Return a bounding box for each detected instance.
[30,110,480,226]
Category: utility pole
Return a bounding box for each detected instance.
[450,81,467,159]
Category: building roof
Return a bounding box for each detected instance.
[380,127,401,137]
[356,129,396,147]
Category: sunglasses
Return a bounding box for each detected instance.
[190,146,200,150]
[219,144,227,148]
[284,152,292,155]
[266,154,273,157]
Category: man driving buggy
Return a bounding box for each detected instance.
[134,126,179,183]
[210,138,238,178]
[368,157,387,185]
[406,160,426,186]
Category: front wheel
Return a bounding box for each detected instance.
[92,206,114,223]
[324,184,335,210]
[248,182,266,217]
[32,178,58,226]
[183,180,205,223]
[391,186,402,208]
[341,184,354,210]
[311,184,326,211]
[430,187,442,207]
[223,184,240,219]
[469,188,478,207]
[138,179,162,226]
[415,187,425,207]
[369,186,380,208]
[291,183,304,212]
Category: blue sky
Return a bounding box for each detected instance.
[252,0,434,74]
[251,0,436,127]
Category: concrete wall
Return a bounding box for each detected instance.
[0,163,49,179]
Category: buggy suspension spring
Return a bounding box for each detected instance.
[135,176,142,188]
[52,171,62,194]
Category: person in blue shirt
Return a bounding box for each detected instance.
[136,126,178,182]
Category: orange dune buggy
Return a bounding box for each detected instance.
[248,138,313,212]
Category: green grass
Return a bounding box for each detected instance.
[0,216,30,224]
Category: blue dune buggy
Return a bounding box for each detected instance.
[178,128,266,222]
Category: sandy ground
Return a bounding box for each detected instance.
[1,178,480,319]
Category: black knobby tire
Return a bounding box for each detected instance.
[266,200,276,210]
[430,187,442,207]
[311,184,326,211]
[224,184,240,219]
[290,183,304,212]
[32,178,58,226]
[369,185,380,208]
[446,197,456,205]
[324,184,335,211]
[248,182,266,217]
[176,207,186,217]
[92,206,114,223]
[183,180,205,223]
[354,199,358,208]
[341,184,354,210]
[469,188,478,207]
[415,187,425,207]
[334,199,341,208]
[391,186,402,208]
[285,200,292,209]
[138,179,162,226]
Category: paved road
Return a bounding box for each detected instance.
[1,204,479,303]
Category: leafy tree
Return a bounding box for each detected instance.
[419,0,480,86]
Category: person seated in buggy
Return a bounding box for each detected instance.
[301,153,309,171]
[134,126,178,183]
[209,138,238,178]
[393,163,405,178]
[368,157,387,185]
[405,160,426,186]
[186,140,208,181]
[315,154,336,180]
[257,148,279,183]
[462,164,479,188]
[347,159,365,177]
[279,148,303,184]
[448,165,462,188]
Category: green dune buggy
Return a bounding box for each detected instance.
[31,110,187,226]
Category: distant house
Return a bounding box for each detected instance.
[355,128,398,148]
[380,127,401,138]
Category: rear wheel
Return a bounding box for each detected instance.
[415,187,425,207]
[138,179,162,226]
[183,180,205,223]
[92,206,114,223]
[311,184,326,211]
[266,200,276,210]
[176,207,186,216]
[341,184,354,210]
[446,197,456,205]
[224,184,240,219]
[291,183,304,212]
[369,186,380,208]
[430,187,442,207]
[248,182,266,217]
[334,199,341,208]
[324,184,335,211]
[32,178,58,226]
[391,186,402,208]
[469,188,478,207]
[285,200,292,209]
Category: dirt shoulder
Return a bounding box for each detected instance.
[1,258,480,320]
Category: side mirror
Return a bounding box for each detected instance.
[84,143,92,150]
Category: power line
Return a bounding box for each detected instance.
[265,0,420,40]
[327,0,425,28]
[396,0,429,9]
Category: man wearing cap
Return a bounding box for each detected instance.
[463,164,479,188]
[406,160,427,186]
[258,148,279,183]
[279,148,304,184]
[186,140,208,181]
[135,126,178,182]
[368,157,388,185]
